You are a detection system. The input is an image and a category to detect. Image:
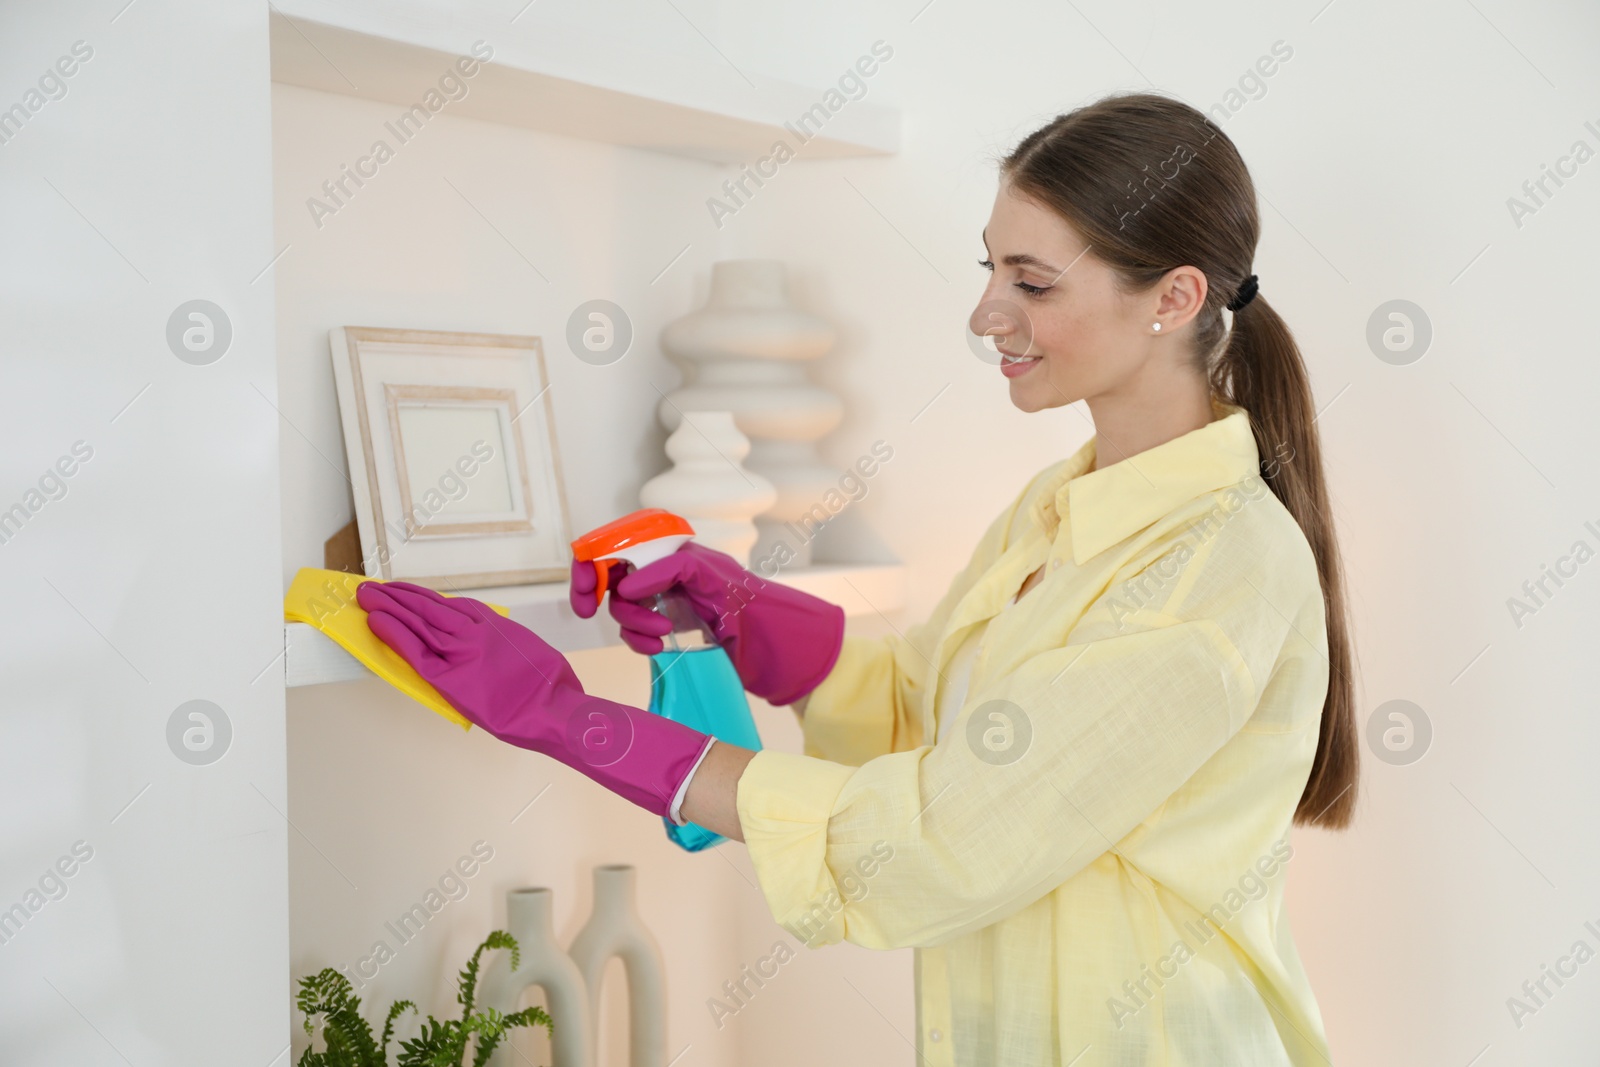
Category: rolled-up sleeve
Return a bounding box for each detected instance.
[736,535,1301,951]
[797,631,926,765]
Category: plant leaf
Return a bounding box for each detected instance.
[302,930,541,1067]
[457,930,519,1018]
[294,968,382,1067]
[469,1004,552,1067]
[382,999,418,1057]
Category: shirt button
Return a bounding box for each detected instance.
[929,1029,943,1042]
[1051,558,1062,570]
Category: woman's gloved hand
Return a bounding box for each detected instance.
[357,579,713,819]
[568,542,845,707]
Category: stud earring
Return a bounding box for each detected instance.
[1152,322,1162,332]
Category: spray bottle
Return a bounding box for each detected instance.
[571,508,762,852]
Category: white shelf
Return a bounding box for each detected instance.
[268,6,900,164]
[285,561,907,688]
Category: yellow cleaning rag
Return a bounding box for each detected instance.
[283,567,511,730]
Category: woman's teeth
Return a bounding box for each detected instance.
[1000,351,1042,377]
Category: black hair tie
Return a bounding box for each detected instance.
[1227,274,1259,312]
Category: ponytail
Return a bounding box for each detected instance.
[1214,298,1358,829]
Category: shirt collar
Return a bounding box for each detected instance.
[1027,398,1260,566]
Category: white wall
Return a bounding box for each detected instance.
[6,1,1598,1065]
[0,2,286,1065]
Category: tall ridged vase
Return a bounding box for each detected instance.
[659,259,843,568]
[640,410,776,566]
[566,865,667,1067]
[478,888,592,1067]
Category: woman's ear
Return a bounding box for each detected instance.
[1151,265,1209,332]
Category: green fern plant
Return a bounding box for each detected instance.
[295,930,553,1067]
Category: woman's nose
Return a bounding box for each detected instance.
[969,296,1032,353]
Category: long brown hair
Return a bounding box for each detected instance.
[1001,92,1358,829]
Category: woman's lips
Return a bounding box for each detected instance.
[998,348,1042,378]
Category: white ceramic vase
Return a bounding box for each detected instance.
[478,869,672,1067]
[640,410,775,565]
[478,888,592,1067]
[659,259,843,568]
[566,865,668,1067]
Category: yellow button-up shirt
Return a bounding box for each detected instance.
[735,399,1333,1065]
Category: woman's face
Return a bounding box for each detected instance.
[971,177,1167,413]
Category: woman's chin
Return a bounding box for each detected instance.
[1008,375,1070,412]
[1007,385,1049,413]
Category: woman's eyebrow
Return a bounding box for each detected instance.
[981,228,1062,274]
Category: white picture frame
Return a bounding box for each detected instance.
[328,326,572,590]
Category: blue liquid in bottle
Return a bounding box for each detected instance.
[644,590,762,851]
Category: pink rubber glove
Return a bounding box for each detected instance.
[357,579,713,819]
[568,543,845,707]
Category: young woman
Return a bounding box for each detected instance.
[358,92,1357,1065]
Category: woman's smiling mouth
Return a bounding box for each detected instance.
[998,347,1043,377]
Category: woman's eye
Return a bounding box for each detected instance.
[979,259,1051,297]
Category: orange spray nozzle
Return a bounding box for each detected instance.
[570,508,695,611]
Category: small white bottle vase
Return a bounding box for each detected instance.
[478,888,592,1067]
[566,865,667,1067]
[659,259,844,568]
[640,409,776,565]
